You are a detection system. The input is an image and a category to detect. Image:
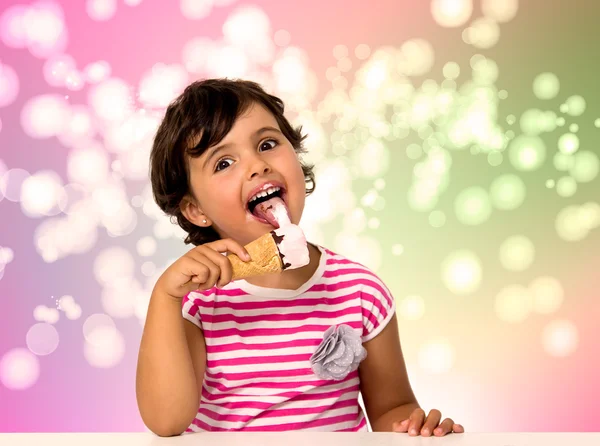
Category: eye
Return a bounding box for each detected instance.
[259,139,278,151]
[213,139,278,172]
[215,158,233,172]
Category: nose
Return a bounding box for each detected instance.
[247,154,272,179]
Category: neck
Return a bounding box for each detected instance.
[242,242,321,290]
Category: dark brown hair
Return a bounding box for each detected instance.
[149,78,316,246]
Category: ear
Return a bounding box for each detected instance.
[180,195,209,227]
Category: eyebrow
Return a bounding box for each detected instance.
[201,126,282,170]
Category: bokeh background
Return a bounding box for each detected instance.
[1,0,599,433]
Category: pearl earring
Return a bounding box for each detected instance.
[203,219,207,224]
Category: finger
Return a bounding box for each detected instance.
[178,257,210,293]
[199,246,233,287]
[180,256,209,281]
[433,418,454,436]
[453,423,465,433]
[203,238,251,261]
[392,419,409,433]
[408,408,425,436]
[196,254,220,290]
[186,251,220,291]
[420,409,441,437]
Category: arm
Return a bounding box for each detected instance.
[358,313,421,431]
[136,289,206,436]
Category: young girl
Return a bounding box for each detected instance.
[136,78,465,437]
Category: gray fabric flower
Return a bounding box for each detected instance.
[310,324,367,380]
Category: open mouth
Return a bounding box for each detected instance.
[245,186,288,226]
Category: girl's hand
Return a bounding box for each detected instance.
[154,238,251,299]
[392,408,464,436]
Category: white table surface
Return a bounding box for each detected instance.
[1,432,599,446]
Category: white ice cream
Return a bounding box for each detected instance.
[274,224,310,269]
[270,199,292,227]
[271,201,309,269]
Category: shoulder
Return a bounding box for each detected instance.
[320,245,393,295]
[182,286,226,316]
[182,288,216,305]
[182,281,246,305]
[320,245,396,341]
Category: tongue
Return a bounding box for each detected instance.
[252,197,291,228]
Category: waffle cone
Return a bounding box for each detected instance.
[227,232,283,280]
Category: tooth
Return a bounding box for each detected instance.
[249,186,282,204]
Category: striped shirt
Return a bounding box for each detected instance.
[181,244,396,432]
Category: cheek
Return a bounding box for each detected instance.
[205,180,240,213]
[288,150,305,180]
[290,159,307,209]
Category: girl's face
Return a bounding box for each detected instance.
[183,103,307,247]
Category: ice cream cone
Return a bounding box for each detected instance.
[227,232,283,280]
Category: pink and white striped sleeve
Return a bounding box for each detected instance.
[360,274,396,342]
[181,291,203,329]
